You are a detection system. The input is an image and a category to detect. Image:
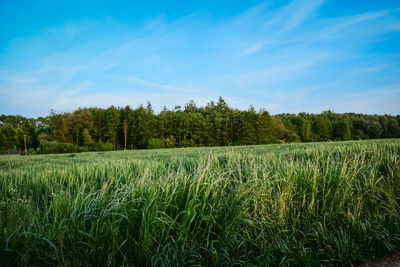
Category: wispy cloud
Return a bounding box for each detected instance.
[353,65,384,73]
[123,77,199,93]
[315,9,394,40]
[265,0,325,35]
[242,41,266,56]
[0,75,37,85]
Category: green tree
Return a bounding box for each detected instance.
[367,120,382,139]
[333,121,351,141]
[20,118,36,155]
[257,110,273,144]
[89,107,105,143]
[241,106,258,145]
[165,135,176,148]
[37,132,50,153]
[83,128,95,146]
[386,118,400,138]
[3,124,18,156]
[312,116,332,141]
[121,106,134,150]
[104,106,121,150]
[0,126,5,150]
[132,103,156,149]
[295,114,312,142]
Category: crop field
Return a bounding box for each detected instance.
[0,139,399,266]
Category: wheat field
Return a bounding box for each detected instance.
[0,139,399,266]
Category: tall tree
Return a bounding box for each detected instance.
[333,121,351,141]
[20,118,35,155]
[386,118,399,138]
[295,114,312,142]
[121,105,134,150]
[83,128,95,146]
[3,124,18,156]
[312,116,332,141]
[0,126,5,151]
[367,120,382,139]
[104,106,121,150]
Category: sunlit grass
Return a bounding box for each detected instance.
[0,139,399,266]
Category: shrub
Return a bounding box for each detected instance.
[41,141,79,154]
[94,141,113,151]
[179,139,196,148]
[147,138,165,149]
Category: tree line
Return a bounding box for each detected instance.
[1,97,399,155]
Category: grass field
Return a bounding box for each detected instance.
[0,139,399,266]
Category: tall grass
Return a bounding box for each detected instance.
[0,139,399,266]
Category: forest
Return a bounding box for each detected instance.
[0,97,399,154]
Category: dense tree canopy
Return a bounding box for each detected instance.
[0,98,399,154]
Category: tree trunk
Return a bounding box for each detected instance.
[123,120,128,150]
[7,147,10,157]
[24,134,28,156]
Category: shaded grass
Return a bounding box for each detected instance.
[0,139,399,266]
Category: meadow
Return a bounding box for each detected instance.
[0,139,399,266]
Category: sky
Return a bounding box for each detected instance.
[0,0,399,117]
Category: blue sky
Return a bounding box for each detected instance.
[0,0,399,117]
